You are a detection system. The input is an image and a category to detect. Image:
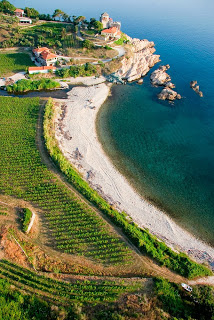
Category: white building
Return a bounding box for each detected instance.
[33,48,58,66]
[101,27,121,41]
[28,66,56,74]
[18,17,32,24]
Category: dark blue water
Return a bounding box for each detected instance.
[11,0,214,244]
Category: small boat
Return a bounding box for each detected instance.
[181,283,192,292]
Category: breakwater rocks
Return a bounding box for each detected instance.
[151,65,181,101]
[117,37,160,82]
[190,80,203,97]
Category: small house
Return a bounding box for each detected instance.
[101,27,121,41]
[28,66,56,74]
[14,8,24,17]
[33,48,58,66]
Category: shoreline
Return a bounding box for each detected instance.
[54,76,214,268]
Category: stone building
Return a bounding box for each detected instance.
[100,12,110,29]
[100,12,121,30]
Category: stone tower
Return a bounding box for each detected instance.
[100,12,110,29]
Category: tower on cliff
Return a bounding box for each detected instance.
[100,12,110,29]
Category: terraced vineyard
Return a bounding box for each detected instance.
[0,97,133,265]
[0,260,139,304]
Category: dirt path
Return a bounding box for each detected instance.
[188,276,214,286]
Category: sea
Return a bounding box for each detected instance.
[11,0,214,245]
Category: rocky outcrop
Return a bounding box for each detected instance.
[190,80,203,97]
[151,65,181,101]
[158,88,181,101]
[116,38,160,82]
[150,65,172,86]
[138,79,144,84]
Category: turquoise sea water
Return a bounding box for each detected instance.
[11,0,214,244]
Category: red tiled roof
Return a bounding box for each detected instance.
[15,9,24,13]
[33,47,50,54]
[28,66,56,71]
[41,51,57,60]
[101,27,118,34]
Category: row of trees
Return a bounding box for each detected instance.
[0,0,103,30]
[56,63,97,78]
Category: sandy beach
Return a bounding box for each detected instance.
[54,77,214,268]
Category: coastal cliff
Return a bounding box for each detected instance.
[116,37,160,82]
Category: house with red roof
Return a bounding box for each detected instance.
[101,27,121,41]
[28,66,56,74]
[14,9,32,24]
[14,8,24,17]
[33,48,58,66]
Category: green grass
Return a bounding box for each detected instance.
[0,96,133,265]
[22,208,32,232]
[0,260,139,304]
[0,53,34,77]
[114,33,128,46]
[44,98,212,279]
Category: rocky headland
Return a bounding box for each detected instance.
[114,38,181,102]
[150,65,181,101]
[116,37,160,82]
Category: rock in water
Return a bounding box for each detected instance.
[158,88,181,101]
[150,65,181,101]
[138,79,144,84]
[190,80,203,97]
[150,65,173,86]
[190,80,197,88]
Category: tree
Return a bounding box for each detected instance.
[61,28,66,39]
[82,39,94,49]
[76,16,86,24]
[39,13,52,21]
[53,9,64,21]
[0,0,16,14]
[94,21,103,32]
[88,17,96,29]
[24,7,39,18]
[62,13,70,22]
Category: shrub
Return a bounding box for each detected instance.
[55,63,97,78]
[7,79,61,93]
[0,212,7,216]
[21,208,32,232]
